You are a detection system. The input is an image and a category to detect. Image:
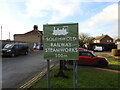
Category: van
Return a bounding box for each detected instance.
[2,43,29,57]
[94,46,103,51]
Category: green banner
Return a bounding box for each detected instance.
[43,23,79,60]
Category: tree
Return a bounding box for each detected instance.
[79,33,93,48]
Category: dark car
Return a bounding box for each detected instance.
[2,43,29,57]
[67,51,108,67]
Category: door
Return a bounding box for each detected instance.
[12,45,19,55]
[78,52,96,64]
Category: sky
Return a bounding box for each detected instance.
[0,0,119,40]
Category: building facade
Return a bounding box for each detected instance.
[87,35,117,51]
[93,34,113,43]
[14,25,43,48]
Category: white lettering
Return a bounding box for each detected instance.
[50,43,71,47]
[45,48,78,53]
[45,37,77,41]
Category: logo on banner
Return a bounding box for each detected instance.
[52,26,68,35]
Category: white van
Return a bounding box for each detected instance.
[94,46,103,51]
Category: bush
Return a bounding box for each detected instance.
[112,49,120,56]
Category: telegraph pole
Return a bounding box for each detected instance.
[1,26,2,40]
[9,32,10,40]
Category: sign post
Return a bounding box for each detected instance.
[43,23,79,88]
[47,60,50,88]
[74,60,78,89]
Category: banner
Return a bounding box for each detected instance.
[43,23,79,60]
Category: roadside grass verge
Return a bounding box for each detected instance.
[95,53,120,70]
[31,68,119,89]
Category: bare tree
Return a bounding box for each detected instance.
[79,33,93,48]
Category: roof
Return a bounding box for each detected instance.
[94,35,113,40]
[14,30,43,36]
[24,30,43,35]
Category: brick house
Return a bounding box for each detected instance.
[93,34,113,43]
[87,35,117,51]
[14,25,43,49]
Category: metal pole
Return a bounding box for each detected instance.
[75,60,78,89]
[47,60,50,88]
[74,60,78,89]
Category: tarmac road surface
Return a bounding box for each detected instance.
[2,51,57,89]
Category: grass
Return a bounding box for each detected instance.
[31,69,119,89]
[94,53,120,70]
[30,52,120,89]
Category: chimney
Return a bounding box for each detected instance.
[33,25,38,30]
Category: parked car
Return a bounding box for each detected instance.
[2,43,29,57]
[67,50,108,67]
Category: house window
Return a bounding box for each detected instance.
[107,40,112,42]
[94,40,97,43]
[97,40,100,43]
[94,40,100,43]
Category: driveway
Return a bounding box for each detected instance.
[2,51,57,88]
[94,51,111,54]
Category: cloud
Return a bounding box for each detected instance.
[90,0,119,2]
[80,3,118,38]
[23,0,119,24]
[0,0,119,40]
[48,0,82,23]
[104,24,118,39]
[0,3,31,40]
[23,0,82,23]
[0,0,119,2]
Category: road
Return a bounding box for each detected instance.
[2,51,57,88]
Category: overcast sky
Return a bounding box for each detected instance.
[0,0,119,40]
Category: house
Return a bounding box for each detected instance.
[14,25,43,49]
[93,34,113,43]
[87,34,117,51]
[117,43,120,49]
[115,38,120,49]
[116,42,120,49]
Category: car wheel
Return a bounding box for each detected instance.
[97,60,108,67]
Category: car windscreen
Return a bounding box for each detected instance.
[79,52,96,57]
[3,44,14,49]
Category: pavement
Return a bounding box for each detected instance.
[66,65,120,73]
[2,50,58,89]
[95,51,120,60]
[95,67,120,73]
[17,63,58,90]
[111,55,120,59]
